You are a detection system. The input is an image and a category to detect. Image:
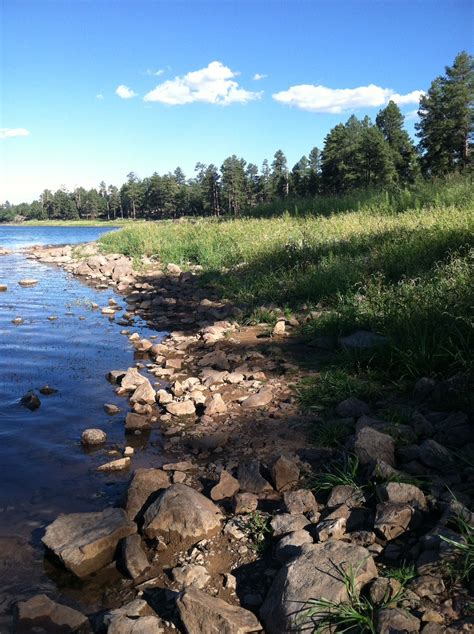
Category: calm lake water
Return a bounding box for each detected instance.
[0,226,165,619]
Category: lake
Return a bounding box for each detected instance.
[0,226,164,620]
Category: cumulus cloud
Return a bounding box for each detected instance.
[96,93,104,100]
[144,61,262,105]
[0,128,30,139]
[273,83,423,113]
[115,85,137,99]
[145,68,165,76]
[253,73,267,81]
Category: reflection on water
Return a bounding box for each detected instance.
[0,226,165,616]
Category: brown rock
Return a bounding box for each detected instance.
[205,393,228,416]
[377,607,420,633]
[210,470,240,501]
[125,468,170,521]
[283,489,318,515]
[121,534,150,580]
[177,587,262,633]
[241,388,273,409]
[125,412,151,431]
[16,594,90,633]
[238,460,273,494]
[271,455,300,492]
[166,400,196,416]
[354,426,395,467]
[233,493,258,514]
[375,502,414,540]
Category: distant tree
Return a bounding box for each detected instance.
[221,155,247,216]
[376,101,419,183]
[417,51,474,175]
[107,185,120,220]
[307,147,321,195]
[272,149,289,198]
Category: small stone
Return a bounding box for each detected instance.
[0,284,7,292]
[39,385,58,395]
[205,393,228,416]
[327,485,365,509]
[283,489,319,515]
[408,575,445,598]
[210,470,240,501]
[124,446,134,457]
[422,610,444,624]
[122,534,150,579]
[16,594,89,633]
[275,530,313,563]
[378,482,427,511]
[81,428,107,446]
[374,502,414,541]
[355,426,395,467]
[172,564,210,589]
[97,457,131,472]
[272,320,286,336]
[271,455,300,492]
[233,492,258,514]
[20,391,41,411]
[369,577,402,604]
[418,439,453,469]
[335,396,370,418]
[238,460,273,493]
[18,278,38,286]
[166,400,196,416]
[377,607,420,633]
[315,517,347,542]
[241,388,273,409]
[104,403,121,415]
[271,513,310,537]
[162,461,195,472]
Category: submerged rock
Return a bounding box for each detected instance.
[16,594,90,633]
[18,278,38,287]
[42,508,136,578]
[20,391,40,411]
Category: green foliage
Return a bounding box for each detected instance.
[308,454,366,495]
[310,419,354,448]
[244,511,272,555]
[440,510,474,583]
[298,369,380,410]
[381,563,417,586]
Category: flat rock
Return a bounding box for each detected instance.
[16,594,90,633]
[125,468,169,521]
[241,388,273,409]
[271,513,310,537]
[327,484,365,509]
[335,396,370,418]
[354,426,395,467]
[18,278,38,287]
[172,563,210,589]
[97,457,131,472]
[177,586,262,633]
[378,482,427,511]
[81,428,107,446]
[42,508,136,577]
[238,460,273,494]
[260,541,377,632]
[210,469,240,501]
[233,492,258,514]
[142,484,223,544]
[418,439,453,469]
[125,412,151,432]
[166,400,196,416]
[275,530,313,563]
[108,616,164,634]
[339,330,389,350]
[377,607,421,633]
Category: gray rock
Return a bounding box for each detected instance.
[271,455,300,492]
[378,482,427,511]
[408,575,445,598]
[121,368,148,391]
[271,513,310,537]
[210,469,240,501]
[335,396,370,418]
[315,517,347,542]
[124,468,170,521]
[142,484,223,544]
[108,616,164,634]
[283,489,319,515]
[81,428,107,446]
[172,563,211,589]
[368,577,402,604]
[275,530,313,562]
[16,594,90,633]
[241,389,273,409]
[125,412,151,432]
[374,502,414,541]
[238,460,273,494]
[166,400,196,416]
[355,426,395,467]
[327,485,365,509]
[233,492,258,514]
[339,330,389,350]
[260,541,377,633]
[122,534,150,579]
[418,439,453,469]
[42,508,136,578]
[377,607,420,633]
[130,379,156,405]
[177,586,262,633]
[97,457,131,472]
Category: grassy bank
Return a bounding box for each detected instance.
[99,180,473,380]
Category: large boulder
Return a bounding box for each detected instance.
[16,594,90,633]
[129,379,156,405]
[176,587,262,633]
[124,468,170,521]
[142,484,223,544]
[121,368,148,391]
[260,541,377,633]
[42,508,136,578]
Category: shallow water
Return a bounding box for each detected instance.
[0,226,165,617]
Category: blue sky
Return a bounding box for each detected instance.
[1,0,472,203]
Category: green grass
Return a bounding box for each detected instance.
[244,511,273,555]
[307,454,366,496]
[99,177,473,379]
[310,418,354,448]
[381,563,417,586]
[298,368,381,411]
[441,509,474,583]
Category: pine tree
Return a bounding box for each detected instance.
[417,51,473,175]
[376,101,419,183]
[271,150,289,198]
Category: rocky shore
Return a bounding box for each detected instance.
[12,241,473,633]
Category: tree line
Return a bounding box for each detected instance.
[1,51,472,222]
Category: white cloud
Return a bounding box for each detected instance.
[0,128,30,139]
[144,61,262,105]
[145,68,165,76]
[115,84,137,99]
[96,93,104,100]
[253,73,267,81]
[273,83,424,113]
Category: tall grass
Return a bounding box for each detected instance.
[99,178,473,378]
